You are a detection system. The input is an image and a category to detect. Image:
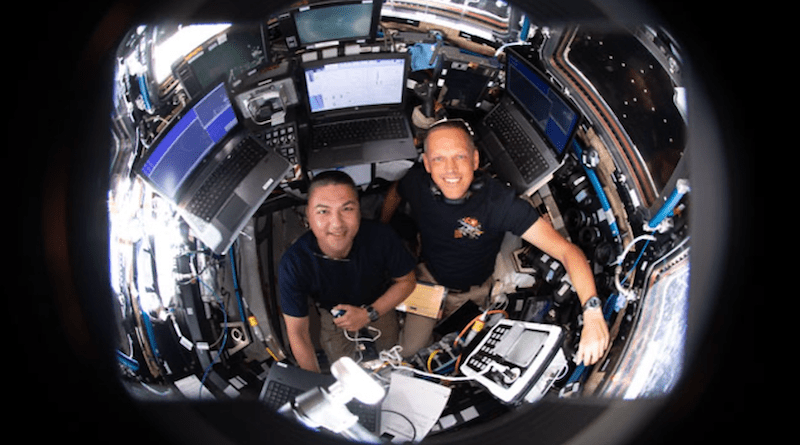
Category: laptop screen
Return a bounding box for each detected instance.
[505,52,580,156]
[303,54,406,114]
[140,82,238,200]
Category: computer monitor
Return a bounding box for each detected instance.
[302,53,407,115]
[291,0,381,48]
[172,24,268,98]
[138,82,237,200]
[505,49,581,157]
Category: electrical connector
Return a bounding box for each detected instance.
[462,312,487,346]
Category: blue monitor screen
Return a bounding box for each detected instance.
[141,83,237,199]
[506,53,580,155]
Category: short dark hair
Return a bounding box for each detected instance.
[307,170,358,200]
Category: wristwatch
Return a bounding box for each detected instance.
[365,305,380,322]
[582,296,602,312]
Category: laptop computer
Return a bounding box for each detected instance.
[260,361,382,433]
[301,52,418,170]
[477,47,581,195]
[134,81,291,254]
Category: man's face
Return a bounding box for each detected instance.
[306,183,361,259]
[423,126,480,201]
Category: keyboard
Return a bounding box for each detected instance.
[262,379,300,411]
[186,137,266,222]
[312,114,408,149]
[262,379,381,432]
[484,106,548,183]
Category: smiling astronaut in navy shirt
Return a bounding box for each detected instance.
[279,171,416,372]
[382,119,610,366]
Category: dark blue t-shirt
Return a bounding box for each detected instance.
[397,165,540,290]
[278,219,417,318]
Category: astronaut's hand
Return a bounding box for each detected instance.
[331,304,370,332]
[575,309,610,366]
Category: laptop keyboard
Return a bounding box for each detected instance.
[311,114,408,149]
[262,380,381,432]
[484,106,548,183]
[186,137,266,222]
[262,380,298,410]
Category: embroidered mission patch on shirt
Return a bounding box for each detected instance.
[455,216,484,239]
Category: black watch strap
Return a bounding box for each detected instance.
[582,296,602,312]
[365,305,379,322]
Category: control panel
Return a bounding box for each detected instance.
[257,121,299,166]
[460,320,567,404]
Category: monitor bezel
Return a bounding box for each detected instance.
[299,51,410,118]
[290,0,382,48]
[170,23,269,99]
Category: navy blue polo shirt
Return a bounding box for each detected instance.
[397,165,540,290]
[278,219,416,318]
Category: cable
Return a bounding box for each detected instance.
[493,40,531,57]
[613,234,656,301]
[343,326,382,342]
[427,349,441,373]
[197,276,228,398]
[446,309,509,374]
[174,250,223,285]
[432,357,457,375]
[646,178,690,232]
[208,290,232,350]
[137,75,152,112]
[379,346,491,382]
[343,325,382,364]
[572,140,620,237]
[453,309,508,347]
[380,410,417,441]
[554,362,570,381]
[487,295,509,313]
[140,381,173,396]
[116,350,139,372]
[398,363,491,382]
[615,234,656,271]
[229,245,247,327]
[620,239,651,286]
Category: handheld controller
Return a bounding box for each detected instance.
[331,308,346,318]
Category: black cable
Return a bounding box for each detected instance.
[380,409,417,441]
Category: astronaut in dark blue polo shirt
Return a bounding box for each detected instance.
[279,170,416,372]
[381,119,610,366]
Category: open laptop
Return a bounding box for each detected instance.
[134,81,291,254]
[477,47,581,195]
[260,361,382,433]
[301,52,418,170]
